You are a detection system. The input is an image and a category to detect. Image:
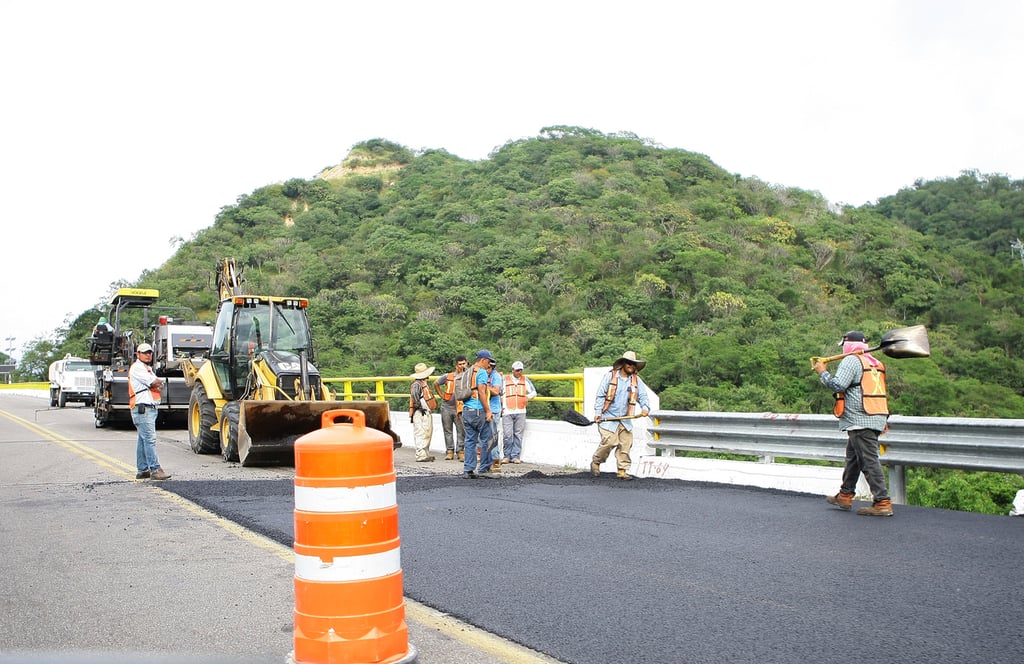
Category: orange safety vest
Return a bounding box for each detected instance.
[601,370,639,416]
[439,372,456,401]
[833,355,888,417]
[127,363,161,408]
[503,375,530,410]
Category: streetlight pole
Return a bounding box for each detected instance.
[3,336,13,384]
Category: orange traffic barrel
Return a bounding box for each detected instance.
[292,409,417,664]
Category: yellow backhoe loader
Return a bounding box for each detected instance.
[182,259,398,466]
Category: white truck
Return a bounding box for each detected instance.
[48,354,97,408]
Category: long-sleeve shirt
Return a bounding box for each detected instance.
[593,370,650,433]
[818,354,888,432]
[128,360,161,406]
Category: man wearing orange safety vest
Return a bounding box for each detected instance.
[500,361,536,464]
[813,330,892,516]
[434,355,468,461]
[128,343,171,480]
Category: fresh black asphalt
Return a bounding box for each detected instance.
[166,473,1024,664]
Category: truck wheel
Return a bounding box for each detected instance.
[188,384,220,454]
[58,390,68,408]
[50,389,58,408]
[219,402,240,462]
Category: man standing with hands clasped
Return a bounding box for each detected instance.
[813,330,893,517]
[501,360,536,464]
[409,362,437,463]
[129,343,171,480]
[591,351,650,481]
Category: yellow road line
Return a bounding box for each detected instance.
[0,406,561,664]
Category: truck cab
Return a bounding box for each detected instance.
[49,355,96,408]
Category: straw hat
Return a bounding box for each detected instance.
[612,350,646,371]
[410,362,435,379]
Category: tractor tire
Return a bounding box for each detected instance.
[219,402,240,462]
[188,384,220,454]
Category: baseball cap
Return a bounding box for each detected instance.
[137,343,154,353]
[512,361,524,370]
[840,331,866,346]
[476,349,494,361]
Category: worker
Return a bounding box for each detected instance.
[93,317,113,335]
[129,343,171,481]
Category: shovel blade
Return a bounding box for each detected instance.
[879,325,931,359]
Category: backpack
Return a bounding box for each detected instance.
[420,381,438,410]
[452,367,477,402]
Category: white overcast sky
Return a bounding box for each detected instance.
[1,0,1022,360]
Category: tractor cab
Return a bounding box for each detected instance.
[208,295,318,402]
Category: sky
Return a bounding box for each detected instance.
[1,0,1022,362]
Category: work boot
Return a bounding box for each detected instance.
[445,450,454,461]
[501,457,510,464]
[492,459,502,471]
[416,456,436,463]
[462,472,477,479]
[150,468,172,481]
[826,492,854,511]
[135,470,150,479]
[457,451,465,461]
[591,461,600,477]
[857,499,894,517]
[617,470,634,481]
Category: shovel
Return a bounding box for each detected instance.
[562,410,645,427]
[810,324,931,367]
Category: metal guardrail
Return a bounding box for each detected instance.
[650,411,1024,503]
[323,373,585,410]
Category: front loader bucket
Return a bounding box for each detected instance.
[236,400,399,467]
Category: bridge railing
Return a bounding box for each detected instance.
[323,373,585,410]
[650,411,1024,503]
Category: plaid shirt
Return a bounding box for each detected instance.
[819,354,889,432]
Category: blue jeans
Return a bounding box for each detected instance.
[132,404,161,472]
[462,408,492,474]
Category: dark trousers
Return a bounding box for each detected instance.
[440,408,465,452]
[841,428,889,502]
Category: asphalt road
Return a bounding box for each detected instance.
[3,391,1024,663]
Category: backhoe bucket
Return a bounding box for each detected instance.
[236,400,399,467]
[878,324,931,359]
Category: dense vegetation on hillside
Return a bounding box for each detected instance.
[18,127,1024,513]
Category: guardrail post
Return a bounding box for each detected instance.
[888,464,906,505]
[292,409,417,664]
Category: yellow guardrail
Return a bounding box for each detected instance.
[322,373,585,412]
[0,382,48,390]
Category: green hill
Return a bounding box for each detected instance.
[42,127,1024,419]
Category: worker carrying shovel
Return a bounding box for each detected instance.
[812,330,894,517]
